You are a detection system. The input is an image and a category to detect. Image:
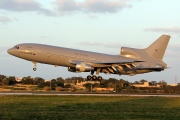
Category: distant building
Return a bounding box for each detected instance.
[168,84,178,87]
[64,80,116,92]
[132,82,161,88]
[15,77,22,82]
[64,80,100,89]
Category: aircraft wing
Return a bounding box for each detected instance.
[70,60,144,67]
[69,60,165,76]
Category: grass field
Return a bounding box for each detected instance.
[0,95,180,120]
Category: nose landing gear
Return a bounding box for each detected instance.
[32,62,37,71]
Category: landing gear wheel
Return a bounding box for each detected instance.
[87,75,92,80]
[92,75,97,80]
[98,76,102,81]
[33,68,37,71]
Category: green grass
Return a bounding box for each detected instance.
[0,95,180,120]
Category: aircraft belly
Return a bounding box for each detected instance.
[44,54,73,67]
[19,52,71,67]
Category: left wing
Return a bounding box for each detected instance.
[69,60,146,76]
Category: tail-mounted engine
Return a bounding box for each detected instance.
[121,47,141,58]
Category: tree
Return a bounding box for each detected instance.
[158,80,167,87]
[140,79,147,83]
[56,82,64,87]
[57,77,64,82]
[65,76,85,84]
[71,76,84,82]
[3,79,9,86]
[8,76,16,85]
[22,76,33,85]
[38,82,48,88]
[64,84,71,88]
[150,81,157,86]
[100,78,118,88]
[134,81,139,84]
[56,77,64,87]
[83,83,93,91]
[50,79,56,90]
[119,79,127,87]
[34,77,44,85]
[93,83,100,88]
[107,82,115,88]
[123,83,129,88]
[0,75,6,86]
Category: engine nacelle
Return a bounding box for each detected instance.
[76,63,94,72]
[68,67,79,72]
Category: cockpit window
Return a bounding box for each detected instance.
[14,46,19,49]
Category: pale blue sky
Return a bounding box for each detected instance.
[0,0,180,84]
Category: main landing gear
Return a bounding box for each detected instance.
[87,75,102,81]
[86,69,103,83]
[86,75,103,84]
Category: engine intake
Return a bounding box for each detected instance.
[68,67,78,72]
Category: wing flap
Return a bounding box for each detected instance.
[94,60,144,65]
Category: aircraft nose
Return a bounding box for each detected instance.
[7,48,13,55]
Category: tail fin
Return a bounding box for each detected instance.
[146,35,170,60]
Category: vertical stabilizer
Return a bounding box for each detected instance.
[146,35,170,60]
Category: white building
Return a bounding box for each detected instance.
[133,82,161,88]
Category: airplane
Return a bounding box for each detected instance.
[7,35,170,81]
